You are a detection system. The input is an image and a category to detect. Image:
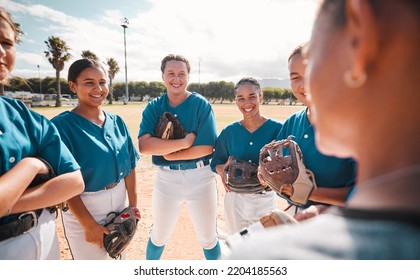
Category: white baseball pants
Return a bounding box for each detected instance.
[150,165,218,250]
[62,180,128,260]
[224,191,277,234]
[0,210,59,259]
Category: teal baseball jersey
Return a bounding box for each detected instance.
[52,111,139,192]
[139,92,217,166]
[277,108,356,206]
[0,96,80,224]
[0,96,80,176]
[211,119,283,171]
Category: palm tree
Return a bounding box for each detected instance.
[14,22,24,44]
[106,58,120,104]
[81,50,98,60]
[44,36,72,107]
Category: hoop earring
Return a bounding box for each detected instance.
[343,70,367,88]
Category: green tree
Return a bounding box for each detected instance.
[203,81,234,103]
[5,77,31,92]
[112,82,125,101]
[43,76,56,95]
[147,81,166,99]
[44,36,72,107]
[187,83,200,94]
[106,58,120,104]
[136,81,148,101]
[262,88,275,104]
[81,50,98,60]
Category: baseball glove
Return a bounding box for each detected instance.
[29,157,69,213]
[259,136,317,206]
[154,112,187,139]
[103,206,141,259]
[226,157,267,194]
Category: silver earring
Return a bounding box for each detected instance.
[343,70,367,88]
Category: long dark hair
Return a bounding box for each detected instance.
[68,58,106,82]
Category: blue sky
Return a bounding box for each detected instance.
[1,0,317,84]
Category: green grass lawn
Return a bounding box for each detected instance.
[33,102,304,141]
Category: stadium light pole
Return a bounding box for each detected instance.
[121,17,129,104]
[37,65,42,94]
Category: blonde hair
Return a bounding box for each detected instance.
[0,8,17,42]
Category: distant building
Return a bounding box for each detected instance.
[43,93,56,101]
[6,91,33,107]
[4,91,50,107]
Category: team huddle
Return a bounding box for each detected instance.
[1,0,420,260]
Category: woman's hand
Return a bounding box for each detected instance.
[257,166,268,187]
[183,133,196,148]
[216,157,232,192]
[84,221,110,249]
[293,205,329,221]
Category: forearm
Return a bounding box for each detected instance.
[124,168,138,207]
[164,145,213,161]
[138,134,192,155]
[11,170,84,213]
[66,195,98,229]
[0,158,42,215]
[67,193,110,247]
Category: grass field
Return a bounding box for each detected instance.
[33,102,304,139]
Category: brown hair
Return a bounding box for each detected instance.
[288,42,308,62]
[234,77,261,92]
[0,8,17,42]
[161,54,191,73]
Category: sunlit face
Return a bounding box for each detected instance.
[162,60,189,95]
[69,67,109,108]
[0,19,16,83]
[304,5,356,157]
[234,83,262,118]
[288,53,309,106]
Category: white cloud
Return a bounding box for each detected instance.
[4,0,317,83]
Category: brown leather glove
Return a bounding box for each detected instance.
[259,136,317,206]
[154,112,187,139]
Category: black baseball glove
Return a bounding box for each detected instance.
[103,206,141,259]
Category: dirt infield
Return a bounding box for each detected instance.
[34,102,302,260]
